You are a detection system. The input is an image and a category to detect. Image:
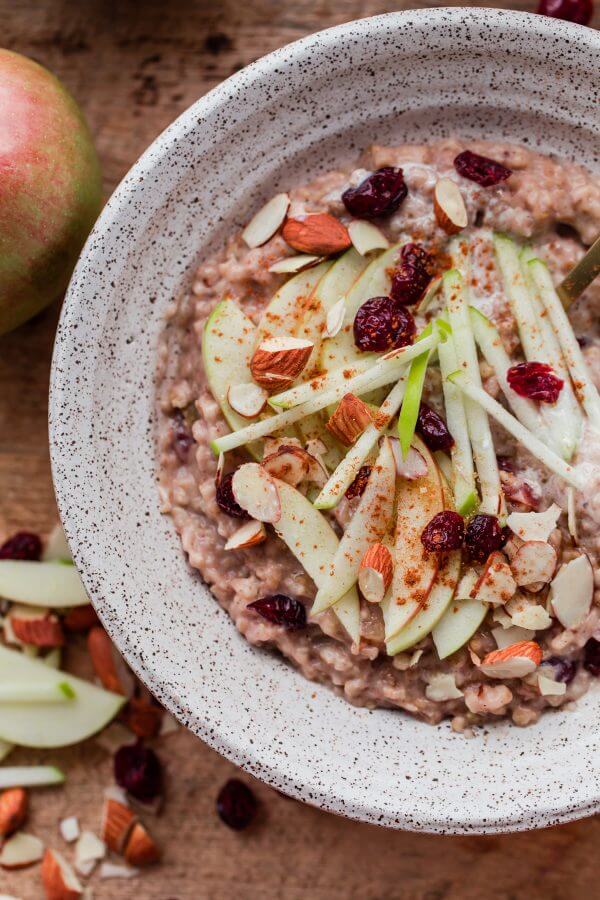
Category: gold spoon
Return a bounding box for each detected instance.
[557,233,600,308]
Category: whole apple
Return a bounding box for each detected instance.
[0,50,102,334]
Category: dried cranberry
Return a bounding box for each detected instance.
[464,514,506,562]
[342,167,407,219]
[499,470,541,511]
[390,243,433,307]
[114,741,163,802]
[353,296,416,352]
[248,594,307,630]
[542,657,577,684]
[507,362,564,403]
[345,465,372,500]
[454,150,512,188]
[421,511,464,552]
[496,455,515,473]
[538,0,592,24]
[0,532,42,561]
[416,403,454,452]
[216,472,246,518]
[172,412,193,462]
[216,778,257,830]
[583,639,600,676]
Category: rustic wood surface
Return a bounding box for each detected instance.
[1,1,599,897]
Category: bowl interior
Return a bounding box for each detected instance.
[50,9,600,833]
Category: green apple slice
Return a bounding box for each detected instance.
[0,739,14,762]
[256,261,331,345]
[386,549,461,655]
[381,436,444,641]
[42,523,72,563]
[0,645,125,748]
[493,233,548,362]
[444,268,503,515]
[447,370,585,490]
[397,324,434,457]
[0,682,74,704]
[0,765,66,789]
[311,437,396,614]
[271,479,360,642]
[0,561,88,607]
[432,569,487,659]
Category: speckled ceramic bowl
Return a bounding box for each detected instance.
[50,9,600,833]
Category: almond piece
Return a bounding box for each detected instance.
[433,177,468,235]
[0,831,44,869]
[326,393,373,446]
[250,336,313,391]
[550,553,593,629]
[62,605,100,632]
[101,796,137,854]
[10,609,64,648]
[122,697,164,738]
[282,213,351,256]
[231,463,281,523]
[510,541,557,591]
[59,816,80,843]
[388,439,428,480]
[479,640,542,679]
[0,788,27,837]
[87,627,134,697]
[261,445,310,487]
[506,503,561,543]
[123,822,160,867]
[358,543,393,603]
[268,254,322,274]
[241,193,290,248]
[227,382,268,418]
[224,520,267,551]
[41,848,83,900]
[470,551,517,606]
[324,297,346,338]
[347,219,389,255]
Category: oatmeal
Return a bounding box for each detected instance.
[157,138,600,729]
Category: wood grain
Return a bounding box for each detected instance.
[1,1,598,897]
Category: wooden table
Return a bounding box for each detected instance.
[1,2,599,897]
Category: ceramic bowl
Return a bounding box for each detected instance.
[50,9,600,833]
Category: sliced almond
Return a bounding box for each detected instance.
[358,543,394,603]
[324,297,346,338]
[479,640,542,679]
[550,553,593,629]
[499,470,540,511]
[261,444,310,486]
[348,220,389,255]
[59,816,80,844]
[433,177,468,235]
[74,831,105,868]
[0,831,44,869]
[87,627,135,697]
[510,541,557,591]
[388,439,428,480]
[282,213,351,256]
[215,451,225,486]
[567,486,578,543]
[250,336,313,391]
[506,503,561,543]
[241,193,290,248]
[538,673,567,697]
[425,673,463,702]
[123,822,160,867]
[326,393,373,446]
[227,382,268,418]
[101,795,136,855]
[224,520,267,550]
[507,596,553,631]
[268,254,321,274]
[231,463,281,523]
[491,625,535,649]
[41,848,83,900]
[10,608,64,648]
[99,861,139,879]
[0,787,27,837]
[470,552,517,606]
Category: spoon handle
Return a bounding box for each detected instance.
[557,233,600,308]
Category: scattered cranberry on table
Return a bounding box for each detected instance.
[342,166,407,219]
[353,295,416,352]
[248,594,307,630]
[421,511,465,552]
[390,242,434,306]
[114,740,163,802]
[216,778,257,830]
[416,403,455,453]
[454,150,512,187]
[538,0,593,25]
[464,514,506,562]
[507,361,564,403]
[0,531,42,560]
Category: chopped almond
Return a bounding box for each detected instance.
[470,551,517,606]
[62,605,100,632]
[41,848,83,900]
[0,787,27,837]
[123,822,160,867]
[282,213,351,256]
[241,193,290,248]
[510,541,557,591]
[122,697,163,739]
[479,640,542,679]
[0,831,44,869]
[358,543,393,603]
[224,520,267,551]
[10,609,64,648]
[433,177,468,235]
[101,796,137,854]
[326,393,373,446]
[250,336,313,391]
[87,627,134,696]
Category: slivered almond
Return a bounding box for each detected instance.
[506,504,561,543]
[123,822,160,867]
[550,553,593,629]
[388,439,428,480]
[268,254,321,274]
[231,463,281,523]
[227,382,268,418]
[0,831,44,869]
[260,444,327,487]
[122,697,164,738]
[325,297,345,338]
[224,520,267,551]
[470,551,517,606]
[101,796,136,854]
[0,788,27,837]
[41,848,83,900]
[250,336,313,391]
[62,605,100,632]
[348,219,389,255]
[479,640,542,679]
[9,607,64,648]
[433,178,468,235]
[282,213,351,256]
[358,544,393,603]
[510,541,557,591]
[326,393,373,446]
[87,627,134,697]
[241,193,290,248]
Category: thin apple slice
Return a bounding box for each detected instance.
[0,766,65,789]
[550,553,593,629]
[0,561,87,607]
[0,645,124,748]
[0,682,74,704]
[381,436,444,641]
[241,192,290,248]
[448,371,584,490]
[432,569,487,660]
[443,268,503,515]
[0,831,44,869]
[397,325,434,457]
[311,438,396,615]
[271,479,360,641]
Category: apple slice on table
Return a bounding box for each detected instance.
[271,479,360,642]
[431,568,487,660]
[0,645,125,748]
[0,560,87,607]
[311,438,396,614]
[381,436,444,641]
[0,765,65,789]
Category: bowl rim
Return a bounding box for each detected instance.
[50,7,600,834]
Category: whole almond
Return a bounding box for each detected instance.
[101,796,137,854]
[250,336,313,391]
[282,213,351,256]
[326,393,373,446]
[0,788,27,838]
